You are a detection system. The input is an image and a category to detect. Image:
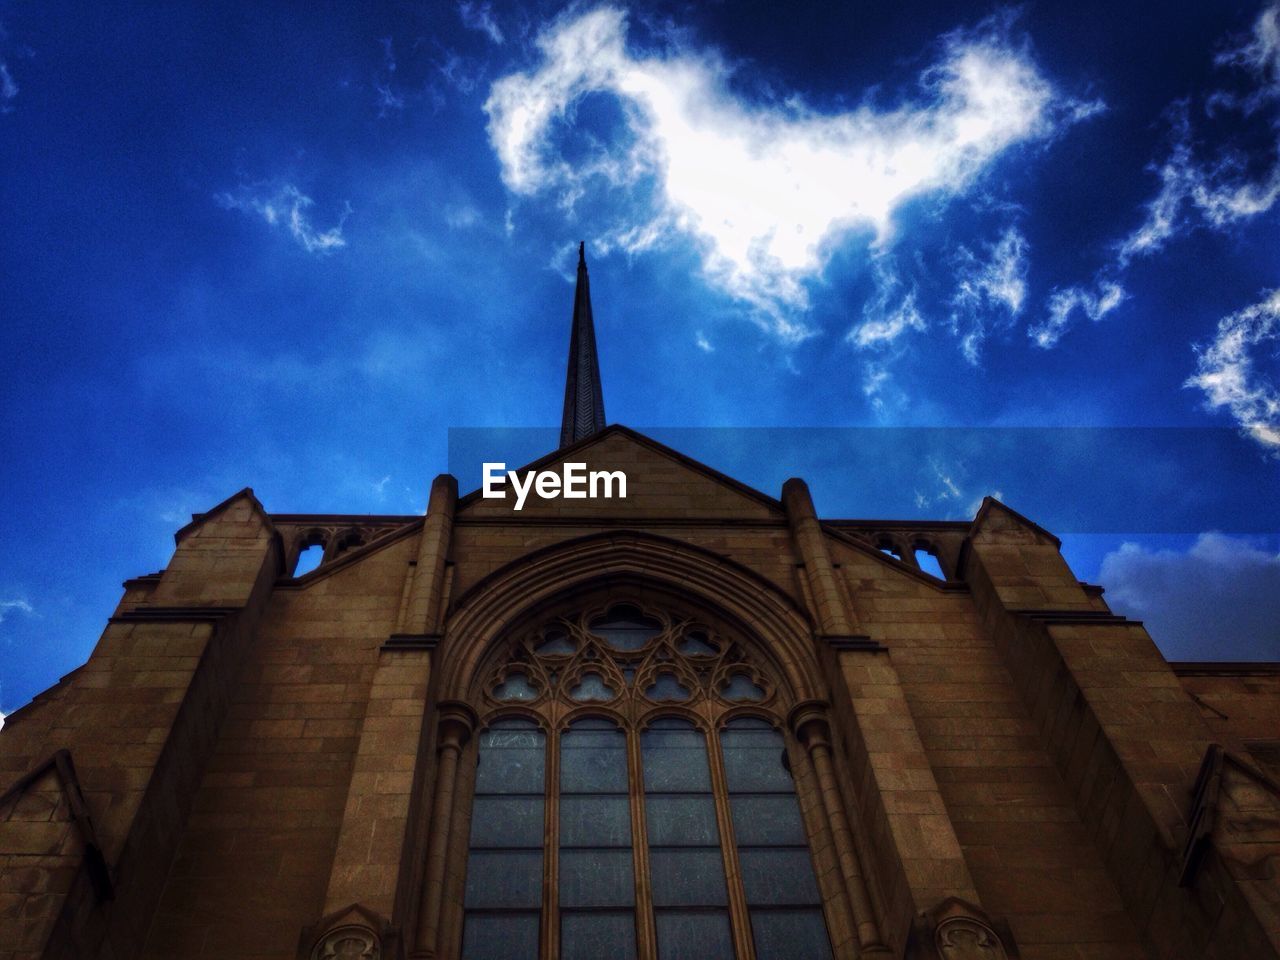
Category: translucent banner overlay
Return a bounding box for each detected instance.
[447,427,1279,534]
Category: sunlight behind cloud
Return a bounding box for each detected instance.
[485,7,1075,338]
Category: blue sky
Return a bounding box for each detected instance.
[3,1,1280,716]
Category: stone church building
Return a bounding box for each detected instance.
[2,247,1278,960]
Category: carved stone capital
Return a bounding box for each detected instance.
[436,700,478,751]
[787,698,833,749]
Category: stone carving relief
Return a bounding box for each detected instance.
[936,915,1008,960]
[913,898,1017,960]
[310,924,380,960]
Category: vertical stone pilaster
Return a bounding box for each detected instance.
[784,478,979,954]
[411,702,477,959]
[790,701,890,957]
[395,475,458,641]
[782,478,858,637]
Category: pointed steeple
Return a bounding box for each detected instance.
[559,241,607,447]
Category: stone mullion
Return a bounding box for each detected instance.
[705,714,758,960]
[627,721,659,960]
[790,705,889,958]
[412,702,476,958]
[542,716,561,960]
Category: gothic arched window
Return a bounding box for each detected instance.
[457,600,833,960]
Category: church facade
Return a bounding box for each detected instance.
[2,249,1278,960]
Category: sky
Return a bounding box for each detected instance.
[3,0,1280,717]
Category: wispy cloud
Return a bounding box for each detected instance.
[460,2,504,45]
[438,51,481,95]
[849,283,926,349]
[950,224,1029,363]
[1028,278,1125,349]
[1119,5,1280,263]
[217,182,350,254]
[485,6,1089,339]
[375,37,405,117]
[0,62,16,112]
[913,459,963,509]
[1186,287,1280,451]
[1100,532,1280,659]
[695,331,713,352]
[0,598,34,624]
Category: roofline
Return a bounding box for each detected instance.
[454,424,785,514]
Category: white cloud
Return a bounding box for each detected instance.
[695,331,713,352]
[443,203,480,229]
[217,183,350,254]
[0,710,6,731]
[849,288,926,348]
[485,7,1085,337]
[1214,4,1280,106]
[913,459,964,510]
[1186,287,1280,451]
[1100,533,1280,660]
[0,598,34,624]
[460,2,504,45]
[1028,278,1125,348]
[950,224,1029,363]
[861,363,891,411]
[0,62,16,111]
[1120,5,1280,262]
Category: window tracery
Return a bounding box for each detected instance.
[457,599,832,960]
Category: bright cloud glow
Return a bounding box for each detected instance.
[950,225,1028,362]
[1028,279,1125,348]
[485,7,1077,337]
[1186,288,1280,451]
[217,183,350,254]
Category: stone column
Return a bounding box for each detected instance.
[782,478,860,639]
[791,701,891,957]
[394,474,458,643]
[411,701,477,959]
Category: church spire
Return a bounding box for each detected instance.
[559,241,607,448]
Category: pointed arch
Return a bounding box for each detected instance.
[437,530,821,704]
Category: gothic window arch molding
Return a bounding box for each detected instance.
[442,592,862,960]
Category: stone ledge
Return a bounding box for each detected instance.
[110,606,240,624]
[381,633,442,652]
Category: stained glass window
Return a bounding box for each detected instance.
[462,601,834,960]
[721,719,832,959]
[462,719,546,960]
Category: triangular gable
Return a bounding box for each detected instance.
[456,425,784,520]
[967,496,1060,547]
[173,487,276,545]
